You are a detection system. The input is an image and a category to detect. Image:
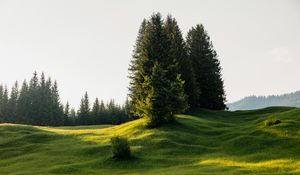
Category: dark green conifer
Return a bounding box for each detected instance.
[78,91,91,125]
[8,81,19,122]
[164,15,199,109]
[128,13,188,127]
[186,24,226,110]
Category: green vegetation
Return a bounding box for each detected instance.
[264,119,282,127]
[0,107,300,174]
[0,72,132,126]
[110,136,131,159]
[128,13,225,127]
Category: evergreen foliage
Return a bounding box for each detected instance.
[0,72,132,126]
[186,24,226,110]
[128,13,227,126]
[1,72,64,125]
[164,15,199,109]
[111,136,131,159]
[128,13,188,127]
[78,91,91,125]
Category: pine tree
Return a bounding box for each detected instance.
[18,80,29,123]
[51,80,64,125]
[142,62,188,127]
[128,18,147,118]
[38,72,51,125]
[128,13,188,127]
[78,92,90,125]
[92,98,101,124]
[2,86,9,122]
[0,84,4,122]
[28,71,40,124]
[186,24,226,110]
[8,81,19,122]
[164,15,199,109]
[64,101,70,125]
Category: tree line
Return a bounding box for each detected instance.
[128,13,226,127]
[0,72,131,126]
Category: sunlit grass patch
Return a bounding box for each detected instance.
[199,158,300,173]
[1,107,300,174]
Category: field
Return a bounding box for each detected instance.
[1,107,300,174]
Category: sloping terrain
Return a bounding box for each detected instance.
[1,107,300,174]
[228,91,300,110]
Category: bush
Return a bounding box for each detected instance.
[110,136,131,159]
[264,119,282,127]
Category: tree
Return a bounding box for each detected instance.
[128,13,188,127]
[8,81,19,122]
[69,108,77,125]
[128,18,147,118]
[0,85,4,122]
[51,80,64,125]
[1,86,9,122]
[186,24,226,110]
[164,15,199,109]
[64,101,70,125]
[92,98,101,123]
[38,72,51,125]
[141,62,188,127]
[78,91,91,125]
[28,71,40,124]
[18,80,29,123]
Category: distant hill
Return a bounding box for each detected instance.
[228,91,300,111]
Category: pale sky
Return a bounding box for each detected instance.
[0,0,299,108]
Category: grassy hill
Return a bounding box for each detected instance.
[1,107,300,174]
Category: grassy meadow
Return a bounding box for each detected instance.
[1,107,300,174]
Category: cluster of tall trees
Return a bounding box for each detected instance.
[66,92,132,126]
[128,13,226,127]
[0,72,131,126]
[0,72,64,125]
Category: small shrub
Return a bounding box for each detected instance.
[264,119,282,127]
[110,136,131,159]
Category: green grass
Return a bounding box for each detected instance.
[1,106,300,174]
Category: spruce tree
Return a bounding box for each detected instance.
[128,13,188,127]
[38,73,51,125]
[18,80,29,123]
[128,19,147,118]
[78,92,90,125]
[0,85,4,122]
[186,24,226,110]
[51,80,64,125]
[164,15,199,109]
[8,81,19,122]
[2,86,9,122]
[64,101,70,125]
[142,62,188,127]
[92,98,101,124]
[28,71,40,124]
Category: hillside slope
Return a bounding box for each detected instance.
[228,91,300,110]
[1,107,300,174]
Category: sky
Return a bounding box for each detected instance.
[0,0,299,108]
